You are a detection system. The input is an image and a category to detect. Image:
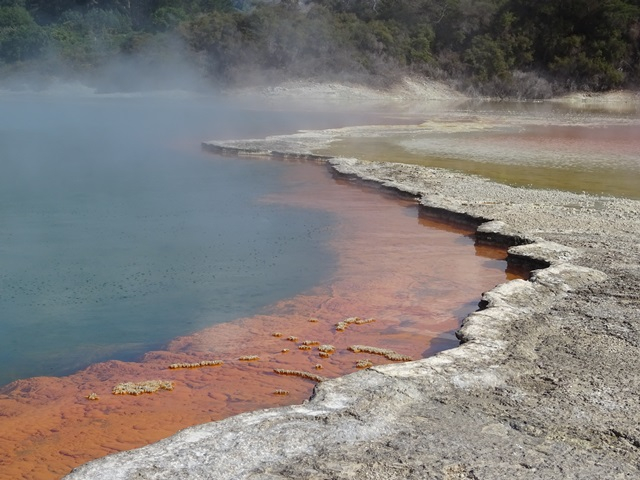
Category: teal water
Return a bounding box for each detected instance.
[0,92,363,386]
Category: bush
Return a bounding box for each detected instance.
[0,6,47,61]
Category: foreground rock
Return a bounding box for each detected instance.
[66,142,640,478]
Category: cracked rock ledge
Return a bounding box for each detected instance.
[65,143,640,480]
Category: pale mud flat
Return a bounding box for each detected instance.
[66,83,640,479]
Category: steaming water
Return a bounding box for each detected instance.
[0,93,375,387]
[7,93,628,388]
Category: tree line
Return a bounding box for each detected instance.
[1,0,639,96]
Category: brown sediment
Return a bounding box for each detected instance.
[0,159,517,480]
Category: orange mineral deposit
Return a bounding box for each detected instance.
[0,160,520,480]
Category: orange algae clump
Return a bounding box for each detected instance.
[168,360,223,369]
[335,317,375,332]
[273,369,327,383]
[356,359,373,369]
[273,389,290,395]
[355,317,376,325]
[112,380,174,396]
[348,345,412,361]
[317,345,335,353]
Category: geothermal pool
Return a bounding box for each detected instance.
[1,92,638,479]
[0,92,517,479]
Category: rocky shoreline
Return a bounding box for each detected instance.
[64,130,640,479]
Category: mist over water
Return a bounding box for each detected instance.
[0,92,369,386]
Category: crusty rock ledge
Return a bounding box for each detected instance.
[65,144,640,479]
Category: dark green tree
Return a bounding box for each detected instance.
[0,4,47,61]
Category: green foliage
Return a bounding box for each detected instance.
[497,0,640,89]
[0,5,47,61]
[178,4,364,83]
[408,25,435,64]
[25,0,85,24]
[49,8,131,67]
[464,34,510,81]
[0,0,639,92]
[199,0,234,12]
[0,1,26,7]
[151,6,188,31]
[0,4,32,27]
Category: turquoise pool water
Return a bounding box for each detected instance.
[0,92,358,386]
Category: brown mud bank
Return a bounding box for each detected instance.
[0,160,514,480]
[65,131,640,479]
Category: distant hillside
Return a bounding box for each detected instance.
[1,0,639,97]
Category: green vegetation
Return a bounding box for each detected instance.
[1,0,639,95]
